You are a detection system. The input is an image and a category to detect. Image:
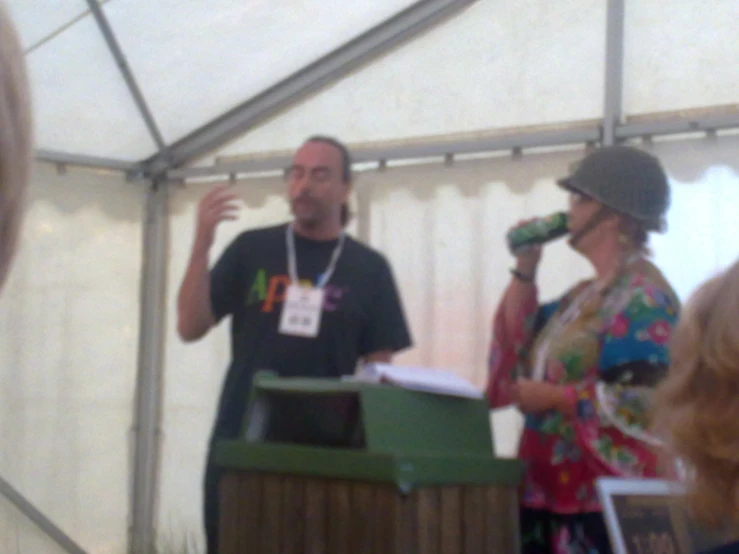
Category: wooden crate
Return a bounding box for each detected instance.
[219,470,520,554]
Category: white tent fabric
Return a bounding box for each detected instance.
[197,0,739,164]
[1,494,68,554]
[0,165,143,552]
[209,1,608,160]
[3,143,739,552]
[0,0,737,553]
[158,137,739,549]
[8,0,419,160]
[9,0,738,163]
[622,1,738,114]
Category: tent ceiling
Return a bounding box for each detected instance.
[9,0,430,164]
[7,0,739,176]
[9,0,96,52]
[209,0,609,160]
[26,11,159,160]
[105,0,418,147]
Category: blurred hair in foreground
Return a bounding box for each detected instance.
[654,258,739,531]
[0,0,33,290]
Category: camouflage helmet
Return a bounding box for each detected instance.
[558,145,670,232]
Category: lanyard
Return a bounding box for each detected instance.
[530,253,642,382]
[531,281,599,381]
[286,223,345,288]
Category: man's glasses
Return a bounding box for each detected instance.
[284,165,331,183]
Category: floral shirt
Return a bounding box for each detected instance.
[486,259,679,514]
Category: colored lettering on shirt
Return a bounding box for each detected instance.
[262,275,290,313]
[247,268,267,305]
[246,269,348,313]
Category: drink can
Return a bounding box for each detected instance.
[506,212,569,253]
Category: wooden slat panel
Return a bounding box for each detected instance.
[218,472,241,554]
[417,488,440,554]
[483,486,499,554]
[508,488,521,554]
[327,481,351,554]
[463,486,485,554]
[304,479,328,554]
[440,487,462,554]
[349,483,375,554]
[374,485,399,554]
[397,489,418,554]
[241,472,263,553]
[281,476,305,554]
[221,473,520,554]
[487,487,521,554]
[484,486,520,554]
[260,475,283,554]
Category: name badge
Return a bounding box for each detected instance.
[278,284,325,338]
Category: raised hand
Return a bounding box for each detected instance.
[194,186,240,251]
[510,219,543,277]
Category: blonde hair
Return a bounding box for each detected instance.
[654,259,739,530]
[0,1,32,289]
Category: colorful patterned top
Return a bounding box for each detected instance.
[486,258,679,514]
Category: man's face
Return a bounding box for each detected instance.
[286,141,349,228]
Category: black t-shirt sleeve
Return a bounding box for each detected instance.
[210,236,245,323]
[359,257,412,356]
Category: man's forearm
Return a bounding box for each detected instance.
[177,243,215,341]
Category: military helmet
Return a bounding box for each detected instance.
[558,145,670,231]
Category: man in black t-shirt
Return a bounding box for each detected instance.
[176,136,412,553]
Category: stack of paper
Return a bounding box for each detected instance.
[345,363,484,399]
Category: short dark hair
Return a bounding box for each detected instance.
[305,135,352,226]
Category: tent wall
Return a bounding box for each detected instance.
[0,164,145,553]
[0,1,737,553]
[4,136,739,554]
[623,1,738,115]
[208,0,606,160]
[157,134,739,551]
[157,178,361,550]
[0,494,68,554]
[207,0,738,163]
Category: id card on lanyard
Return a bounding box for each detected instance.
[278,223,345,338]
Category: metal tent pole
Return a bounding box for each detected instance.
[82,3,172,551]
[0,474,88,554]
[603,0,626,146]
[129,181,169,554]
[145,0,478,172]
[85,0,167,153]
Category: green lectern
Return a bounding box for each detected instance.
[215,371,522,553]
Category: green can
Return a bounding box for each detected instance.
[506,211,569,253]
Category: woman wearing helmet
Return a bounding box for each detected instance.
[487,146,680,553]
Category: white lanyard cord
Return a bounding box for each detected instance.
[531,253,642,382]
[286,223,345,288]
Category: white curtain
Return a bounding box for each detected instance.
[368,137,739,386]
[1,139,736,553]
[364,137,739,457]
[0,164,144,554]
[157,136,739,549]
[159,180,295,550]
[159,177,363,549]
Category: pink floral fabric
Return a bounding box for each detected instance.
[487,259,679,514]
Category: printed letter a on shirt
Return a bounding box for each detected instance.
[247,268,267,306]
